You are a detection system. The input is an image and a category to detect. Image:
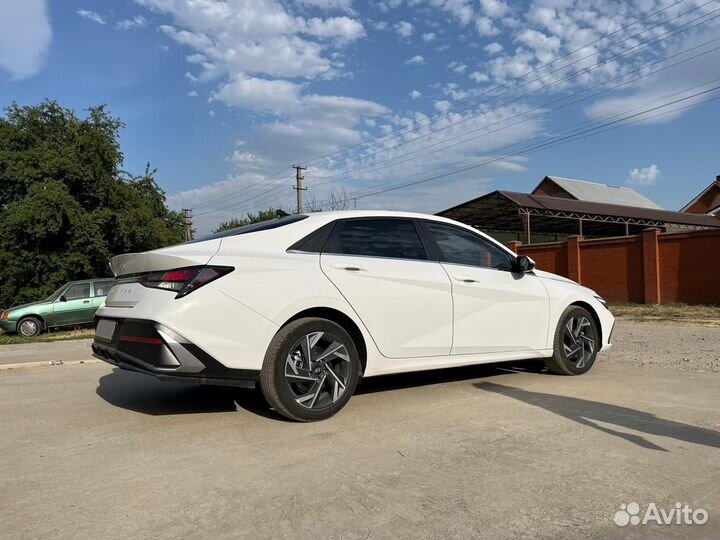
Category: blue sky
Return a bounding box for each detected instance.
[1,0,719,232]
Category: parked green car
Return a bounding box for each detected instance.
[0,279,114,337]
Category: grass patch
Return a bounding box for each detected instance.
[0,327,94,345]
[610,303,720,325]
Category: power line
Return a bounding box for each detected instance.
[300,0,710,168]
[225,32,720,213]
[308,38,720,187]
[186,0,701,216]
[222,6,720,214]
[191,1,720,220]
[336,85,720,204]
[310,5,720,181]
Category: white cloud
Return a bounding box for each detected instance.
[421,32,436,42]
[404,55,425,65]
[410,89,422,99]
[479,0,510,19]
[475,16,499,36]
[394,20,413,38]
[627,165,661,186]
[116,15,147,31]
[434,99,451,111]
[77,9,106,25]
[187,90,198,97]
[214,75,302,113]
[585,30,720,125]
[227,150,259,164]
[305,16,365,40]
[0,0,52,80]
[295,0,355,10]
[469,70,489,83]
[483,41,503,55]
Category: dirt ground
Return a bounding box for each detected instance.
[1,320,719,540]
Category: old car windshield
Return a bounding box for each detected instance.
[44,284,67,302]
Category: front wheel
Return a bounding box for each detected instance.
[260,317,360,422]
[545,306,599,375]
[17,316,43,337]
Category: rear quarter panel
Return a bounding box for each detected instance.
[207,242,383,370]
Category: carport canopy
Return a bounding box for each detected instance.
[438,190,720,242]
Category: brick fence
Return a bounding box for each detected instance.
[506,229,720,305]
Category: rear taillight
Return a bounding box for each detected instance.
[1,311,8,321]
[140,266,233,298]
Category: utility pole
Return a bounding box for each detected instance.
[182,208,193,242]
[293,164,307,214]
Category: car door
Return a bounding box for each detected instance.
[421,221,550,355]
[52,282,93,326]
[91,280,113,313]
[320,218,453,358]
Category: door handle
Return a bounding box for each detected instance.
[83,300,90,303]
[331,264,364,272]
[453,275,477,283]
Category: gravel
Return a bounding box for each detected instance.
[604,320,720,372]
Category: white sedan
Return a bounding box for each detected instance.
[93,211,614,421]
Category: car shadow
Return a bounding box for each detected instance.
[355,359,547,394]
[95,369,289,421]
[475,381,720,451]
[96,361,546,420]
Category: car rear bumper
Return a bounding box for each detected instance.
[92,317,259,388]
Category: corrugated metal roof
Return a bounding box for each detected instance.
[539,176,663,209]
[498,191,720,227]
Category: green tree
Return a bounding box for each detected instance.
[214,208,285,233]
[0,100,184,307]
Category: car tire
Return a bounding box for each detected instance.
[17,316,43,337]
[260,317,361,422]
[545,306,599,375]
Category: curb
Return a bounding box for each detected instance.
[0,359,102,371]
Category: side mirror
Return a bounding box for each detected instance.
[513,255,536,273]
[59,295,67,302]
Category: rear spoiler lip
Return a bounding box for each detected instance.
[110,239,224,278]
[110,253,196,278]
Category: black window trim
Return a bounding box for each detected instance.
[416,219,519,273]
[286,221,336,254]
[320,216,433,263]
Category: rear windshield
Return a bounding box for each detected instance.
[188,215,308,243]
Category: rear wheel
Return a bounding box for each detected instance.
[545,306,599,375]
[260,317,360,421]
[17,316,42,337]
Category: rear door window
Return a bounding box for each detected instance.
[93,281,114,297]
[325,219,428,260]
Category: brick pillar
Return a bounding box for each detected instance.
[643,228,661,304]
[567,236,582,283]
[506,240,521,254]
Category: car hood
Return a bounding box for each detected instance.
[4,300,47,313]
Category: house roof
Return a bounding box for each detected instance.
[680,178,720,213]
[536,176,663,210]
[438,190,720,234]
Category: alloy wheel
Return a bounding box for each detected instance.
[284,331,351,410]
[562,315,595,369]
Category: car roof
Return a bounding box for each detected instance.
[298,210,476,227]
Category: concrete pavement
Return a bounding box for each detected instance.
[1,322,719,540]
[0,339,94,367]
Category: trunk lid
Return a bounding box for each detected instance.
[109,239,223,277]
